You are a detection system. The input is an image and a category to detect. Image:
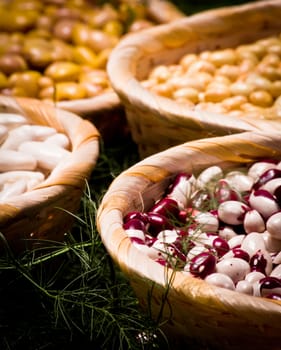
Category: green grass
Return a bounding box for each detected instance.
[0,137,171,350]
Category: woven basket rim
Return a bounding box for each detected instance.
[97,130,281,317]
[107,0,281,134]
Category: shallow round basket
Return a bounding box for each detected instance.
[55,0,185,145]
[97,130,281,350]
[0,95,100,253]
[107,0,281,158]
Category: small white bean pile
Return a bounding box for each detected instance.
[142,34,281,119]
[0,112,71,201]
[123,159,281,300]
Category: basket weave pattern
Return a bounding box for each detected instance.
[108,0,281,158]
[97,131,281,350]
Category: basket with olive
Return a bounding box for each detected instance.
[0,0,184,143]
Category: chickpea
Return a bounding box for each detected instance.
[149,65,171,83]
[173,87,199,104]
[209,48,237,67]
[216,65,240,81]
[203,84,231,103]
[269,81,281,98]
[187,60,216,75]
[179,53,197,70]
[230,81,254,97]
[249,90,274,107]
[0,53,27,75]
[221,95,248,111]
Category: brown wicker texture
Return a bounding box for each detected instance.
[56,0,185,145]
[107,0,281,158]
[0,96,100,253]
[97,131,281,350]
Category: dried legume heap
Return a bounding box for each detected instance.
[142,34,281,119]
[124,160,281,300]
[0,0,169,102]
[0,112,70,200]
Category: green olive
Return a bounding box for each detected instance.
[87,29,118,53]
[0,53,27,75]
[0,72,8,89]
[0,9,39,32]
[44,61,81,82]
[103,20,124,37]
[39,82,87,101]
[8,70,42,97]
[72,22,91,46]
[72,46,99,67]
[23,38,54,68]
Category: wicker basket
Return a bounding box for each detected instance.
[0,96,100,253]
[107,0,281,158]
[55,0,185,145]
[97,131,281,350]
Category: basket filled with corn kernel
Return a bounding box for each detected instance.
[0,95,99,253]
[97,130,281,350]
[108,0,281,157]
[0,0,184,144]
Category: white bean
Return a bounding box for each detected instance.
[247,161,277,181]
[194,211,219,232]
[44,133,70,149]
[227,234,245,249]
[157,229,178,244]
[0,179,27,201]
[266,212,281,239]
[0,149,37,172]
[225,171,254,192]
[0,113,27,129]
[204,272,235,290]
[235,280,253,295]
[196,165,223,189]
[1,125,57,150]
[248,190,279,219]
[216,257,250,284]
[218,200,250,225]
[243,209,265,234]
[0,170,44,187]
[270,264,281,279]
[261,178,281,194]
[18,141,71,171]
[241,232,266,257]
[262,231,281,253]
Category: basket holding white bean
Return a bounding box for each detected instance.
[0,112,70,201]
[142,34,281,119]
[123,159,281,300]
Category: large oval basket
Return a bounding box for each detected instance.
[0,96,100,253]
[108,0,281,157]
[97,131,281,350]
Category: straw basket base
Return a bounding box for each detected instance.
[0,186,82,254]
[130,277,281,350]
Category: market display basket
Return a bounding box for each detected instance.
[97,130,281,350]
[107,0,281,157]
[0,95,100,253]
[57,0,185,144]
[0,0,185,145]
